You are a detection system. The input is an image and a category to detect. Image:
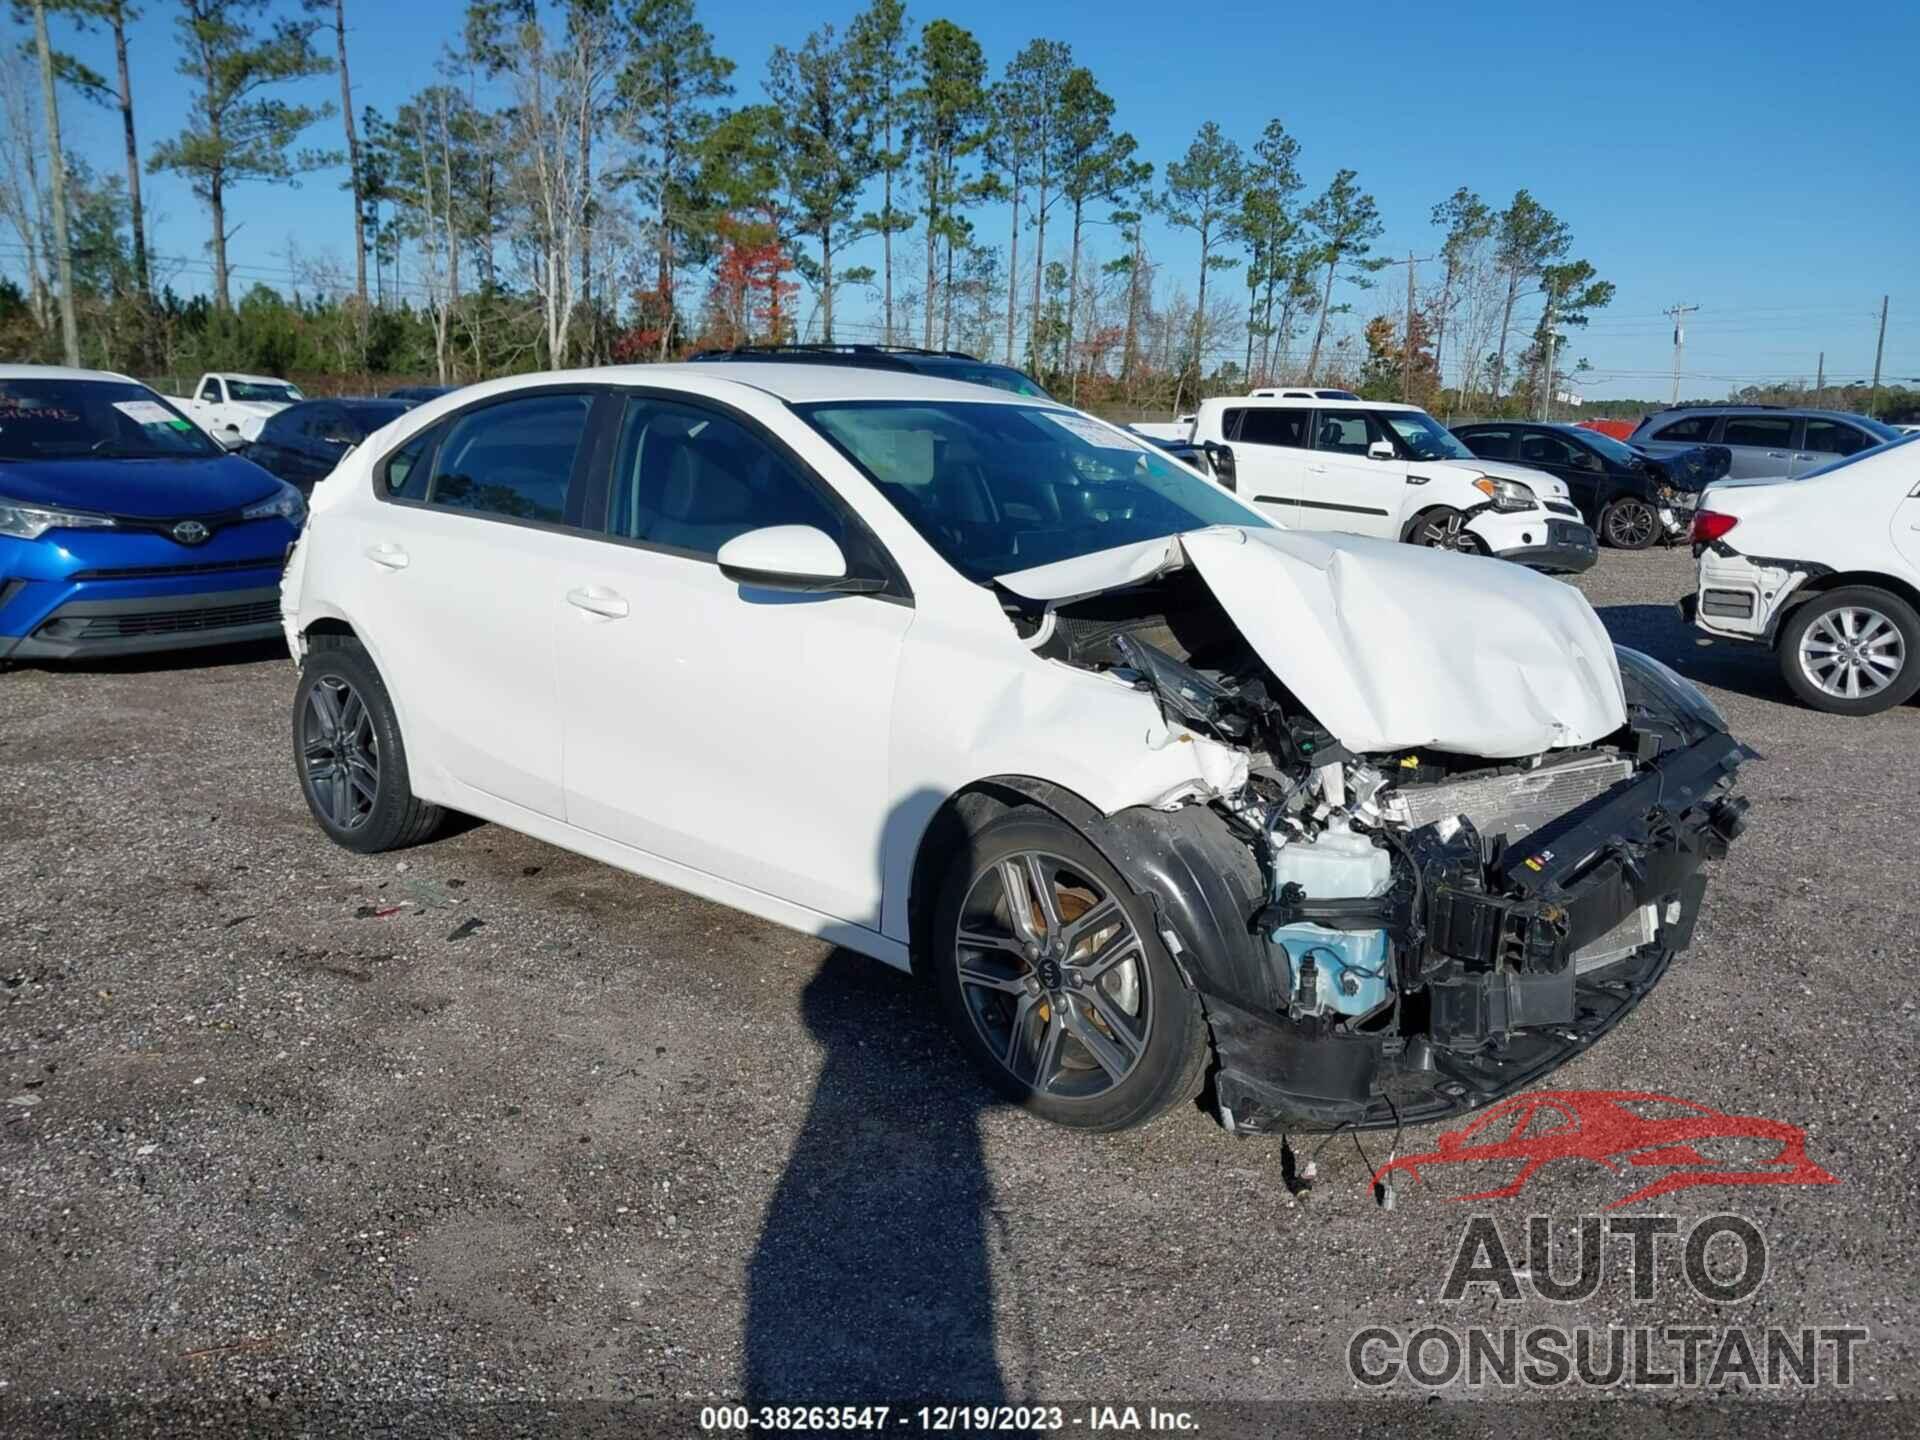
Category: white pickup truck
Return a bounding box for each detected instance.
[1187,393,1598,574]
[165,372,304,449]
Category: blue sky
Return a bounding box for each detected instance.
[33,0,1920,399]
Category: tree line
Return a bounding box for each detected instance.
[2,0,1614,415]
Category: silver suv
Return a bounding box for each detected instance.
[1630,405,1899,480]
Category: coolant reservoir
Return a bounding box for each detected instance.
[1270,823,1392,900]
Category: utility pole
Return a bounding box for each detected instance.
[30,0,79,367]
[1664,303,1698,406]
[1540,283,1558,422]
[1815,351,1825,406]
[1373,252,1436,403]
[1403,250,1417,402]
[1869,295,1889,418]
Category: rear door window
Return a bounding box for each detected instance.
[1652,416,1717,442]
[426,392,594,526]
[1720,415,1797,449]
[1234,408,1310,448]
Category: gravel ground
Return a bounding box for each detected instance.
[1,547,1914,1428]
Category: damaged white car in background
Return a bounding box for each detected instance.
[281,364,1751,1135]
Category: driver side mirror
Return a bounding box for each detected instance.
[1202,441,1237,492]
[716,525,884,595]
[1366,440,1396,461]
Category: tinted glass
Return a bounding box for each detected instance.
[1721,416,1795,448]
[1653,416,1717,442]
[1235,408,1310,447]
[198,379,221,401]
[799,401,1266,584]
[606,398,845,558]
[1796,429,1919,481]
[342,401,409,434]
[931,362,1052,399]
[1519,432,1589,468]
[383,426,434,500]
[1459,427,1512,459]
[0,377,221,461]
[1311,410,1386,456]
[1803,419,1873,456]
[297,405,342,439]
[427,392,592,523]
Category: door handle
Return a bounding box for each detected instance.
[1766,451,1788,458]
[566,585,629,619]
[364,543,409,570]
[1306,463,1327,473]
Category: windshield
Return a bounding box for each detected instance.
[797,400,1267,583]
[1382,410,1475,461]
[228,380,302,404]
[0,378,222,461]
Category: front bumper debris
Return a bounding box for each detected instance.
[1478,513,1599,574]
[1206,728,1748,1133]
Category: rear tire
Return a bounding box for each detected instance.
[931,809,1208,1132]
[292,639,444,852]
[1777,586,1920,716]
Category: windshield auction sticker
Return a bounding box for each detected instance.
[111,399,185,427]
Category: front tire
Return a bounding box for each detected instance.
[1600,496,1659,550]
[292,640,444,852]
[931,810,1208,1131]
[1777,586,1920,715]
[1407,506,1485,555]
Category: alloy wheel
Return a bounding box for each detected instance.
[302,676,379,830]
[953,852,1151,1100]
[1418,512,1479,553]
[1798,605,1906,700]
[1605,499,1658,548]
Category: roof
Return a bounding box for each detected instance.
[213,372,296,386]
[1641,404,1883,424]
[1201,392,1425,414]
[439,362,1062,408]
[0,364,140,384]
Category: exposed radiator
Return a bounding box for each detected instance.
[1381,754,1634,843]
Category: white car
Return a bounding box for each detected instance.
[281,364,1749,1134]
[1187,395,1598,573]
[166,371,304,449]
[1687,432,1920,714]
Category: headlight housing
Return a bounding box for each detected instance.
[242,483,305,525]
[1471,475,1537,512]
[0,495,117,541]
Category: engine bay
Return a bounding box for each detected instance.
[1009,562,1752,1132]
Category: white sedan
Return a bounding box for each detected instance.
[1688,431,1920,714]
[281,364,1750,1135]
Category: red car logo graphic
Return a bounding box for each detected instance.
[1372,1090,1838,1209]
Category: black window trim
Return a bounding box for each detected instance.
[1228,404,1313,450]
[369,383,611,538]
[584,386,914,606]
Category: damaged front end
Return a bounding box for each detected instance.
[1007,538,1752,1134]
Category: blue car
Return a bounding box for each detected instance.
[0,366,304,662]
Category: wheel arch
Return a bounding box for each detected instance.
[902,774,1268,1012]
[1771,569,1920,643]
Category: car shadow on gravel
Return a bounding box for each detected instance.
[1592,602,1796,705]
[744,949,1016,1410]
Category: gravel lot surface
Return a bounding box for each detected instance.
[2,547,1914,1430]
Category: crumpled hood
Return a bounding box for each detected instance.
[1000,526,1626,758]
[0,453,281,518]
